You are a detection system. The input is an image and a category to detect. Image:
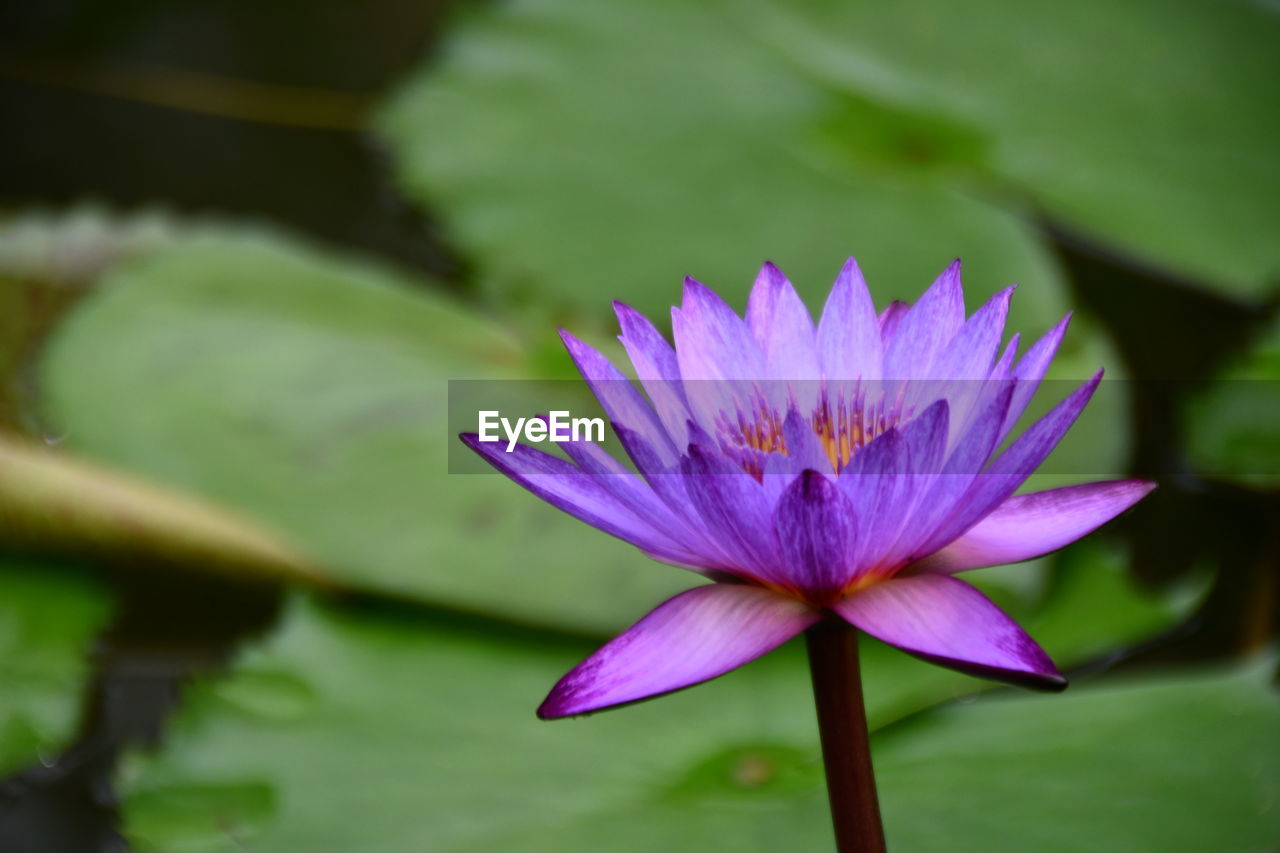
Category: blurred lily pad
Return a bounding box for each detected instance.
[38,230,693,634]
[120,595,1275,852]
[877,658,1279,853]
[376,0,1070,335]
[1186,314,1280,490]
[378,0,1279,327]
[747,0,1280,301]
[0,560,110,775]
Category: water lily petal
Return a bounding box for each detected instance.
[932,285,1015,380]
[818,257,882,380]
[1002,313,1072,439]
[772,469,856,597]
[615,301,691,448]
[460,434,703,566]
[840,427,913,574]
[552,424,716,559]
[990,332,1021,380]
[892,382,1015,560]
[919,371,1101,557]
[611,422,740,570]
[914,480,1156,573]
[783,407,834,474]
[747,262,820,383]
[681,444,782,582]
[560,330,678,464]
[884,259,965,378]
[876,400,949,567]
[878,300,910,342]
[900,398,950,476]
[539,584,819,718]
[673,277,765,382]
[834,574,1064,690]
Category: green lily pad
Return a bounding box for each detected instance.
[875,660,1280,853]
[38,230,692,634]
[377,0,1071,336]
[0,560,110,775]
[120,594,1275,852]
[1186,314,1280,490]
[746,0,1280,301]
[378,0,1278,320]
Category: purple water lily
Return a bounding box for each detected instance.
[462,259,1153,720]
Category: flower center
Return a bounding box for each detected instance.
[715,382,907,476]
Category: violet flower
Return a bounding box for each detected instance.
[463,260,1153,824]
[466,258,1151,709]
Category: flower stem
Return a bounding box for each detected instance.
[805,617,886,853]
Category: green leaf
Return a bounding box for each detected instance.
[746,0,1280,301]
[378,0,1279,316]
[0,560,110,775]
[1186,314,1280,490]
[121,595,1276,852]
[874,661,1280,853]
[376,0,1071,335]
[39,230,691,634]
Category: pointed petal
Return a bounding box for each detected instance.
[884,260,966,378]
[1002,313,1071,439]
[672,279,766,436]
[878,300,910,342]
[551,422,717,564]
[900,382,1016,558]
[460,434,700,565]
[932,285,1015,380]
[919,371,1103,556]
[915,480,1156,573]
[772,470,856,597]
[834,575,1064,690]
[900,398,950,475]
[681,444,782,583]
[990,332,1020,380]
[818,257,882,380]
[615,301,692,448]
[875,400,949,567]
[673,277,765,381]
[926,379,1014,487]
[839,427,914,575]
[560,330,678,463]
[782,407,833,474]
[539,584,819,718]
[611,423,739,570]
[747,262,820,381]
